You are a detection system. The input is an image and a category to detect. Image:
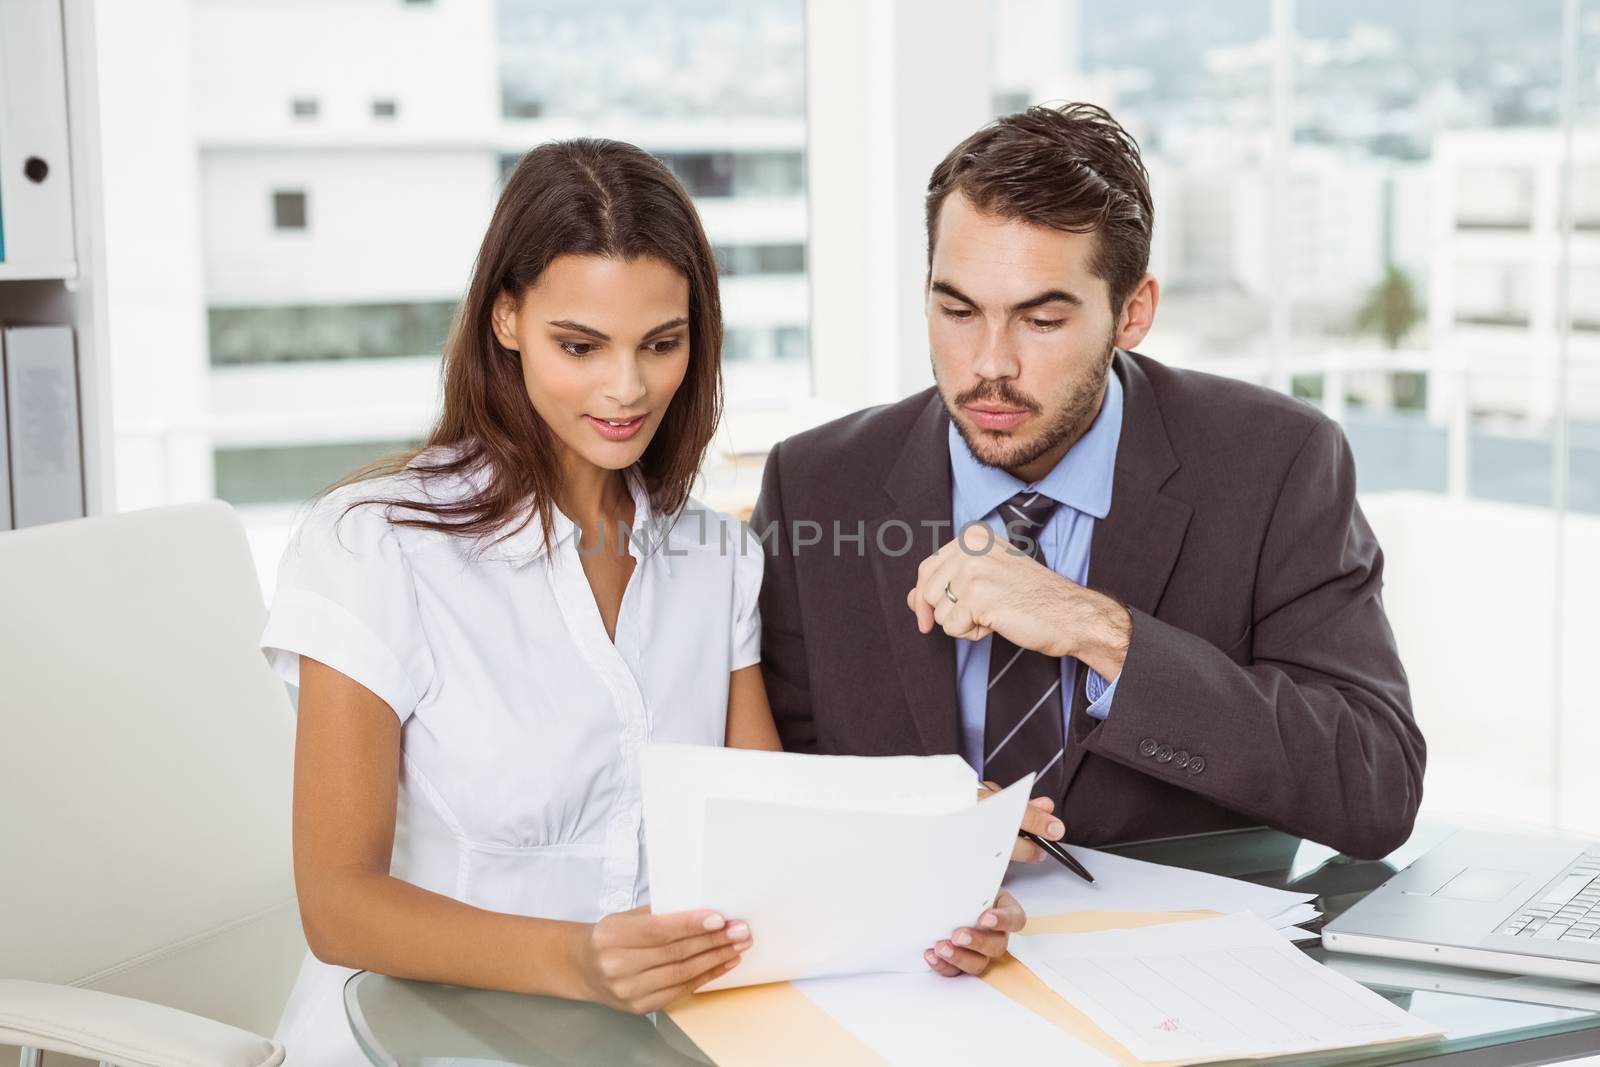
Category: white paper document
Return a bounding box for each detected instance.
[1005,844,1319,929]
[641,744,1030,991]
[1009,912,1440,1062]
[796,970,1116,1067]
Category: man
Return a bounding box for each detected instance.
[751,104,1425,973]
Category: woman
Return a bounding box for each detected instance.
[259,139,780,1065]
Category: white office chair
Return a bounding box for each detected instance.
[0,502,306,1067]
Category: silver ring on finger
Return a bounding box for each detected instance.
[943,581,959,605]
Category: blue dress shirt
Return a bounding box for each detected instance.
[949,371,1124,777]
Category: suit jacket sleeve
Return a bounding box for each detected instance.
[751,441,819,752]
[1083,419,1425,859]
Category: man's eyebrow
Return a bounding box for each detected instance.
[1010,289,1083,312]
[929,281,1084,313]
[930,281,978,306]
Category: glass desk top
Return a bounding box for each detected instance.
[345,819,1600,1067]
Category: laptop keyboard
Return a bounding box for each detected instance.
[1499,854,1600,942]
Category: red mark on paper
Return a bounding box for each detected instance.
[1157,1017,1181,1032]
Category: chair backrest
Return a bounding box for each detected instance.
[0,502,304,1040]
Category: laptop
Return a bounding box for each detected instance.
[1322,830,1600,983]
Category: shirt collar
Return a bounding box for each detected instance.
[948,367,1123,525]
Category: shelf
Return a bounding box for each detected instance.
[0,262,79,283]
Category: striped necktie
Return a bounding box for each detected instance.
[981,490,1066,801]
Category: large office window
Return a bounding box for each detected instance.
[215,440,421,507]
[496,0,803,120]
[990,0,1600,834]
[208,301,457,366]
[137,0,808,534]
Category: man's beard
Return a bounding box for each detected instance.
[944,336,1116,475]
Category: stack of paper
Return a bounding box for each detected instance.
[667,909,1439,1067]
[641,744,1033,990]
[1005,845,1323,940]
[1007,912,1440,1061]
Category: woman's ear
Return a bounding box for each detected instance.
[490,292,522,352]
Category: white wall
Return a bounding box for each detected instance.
[805,0,996,412]
[92,0,214,510]
[1364,492,1600,835]
[200,148,498,306]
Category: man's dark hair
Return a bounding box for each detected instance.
[925,103,1154,314]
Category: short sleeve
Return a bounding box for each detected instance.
[730,520,764,671]
[260,492,435,722]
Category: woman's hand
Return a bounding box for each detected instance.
[576,907,752,1013]
[925,888,1027,977]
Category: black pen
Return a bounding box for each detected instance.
[1020,829,1095,884]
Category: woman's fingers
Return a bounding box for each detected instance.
[930,938,992,976]
[618,939,749,1008]
[642,953,746,1013]
[986,888,1027,932]
[947,926,1007,959]
[613,920,751,973]
[923,947,963,977]
[605,907,730,948]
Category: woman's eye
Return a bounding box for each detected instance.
[559,341,595,357]
[941,306,974,320]
[648,337,684,355]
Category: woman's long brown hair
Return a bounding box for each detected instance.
[335,138,724,551]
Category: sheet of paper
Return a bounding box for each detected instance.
[694,778,1033,989]
[1005,845,1317,926]
[795,970,1118,1067]
[665,911,1212,1067]
[1008,912,1440,1062]
[1271,902,1323,941]
[1270,902,1322,926]
[642,743,978,909]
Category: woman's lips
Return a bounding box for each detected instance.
[964,406,1030,432]
[585,414,647,441]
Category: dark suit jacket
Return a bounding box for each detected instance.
[750,350,1425,860]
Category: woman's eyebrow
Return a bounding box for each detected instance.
[642,316,690,339]
[546,316,689,341]
[547,319,609,341]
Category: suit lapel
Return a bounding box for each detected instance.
[869,392,962,756]
[1064,354,1193,789]
[1089,353,1192,618]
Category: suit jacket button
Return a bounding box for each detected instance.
[1187,755,1206,774]
[1172,750,1190,768]
[1138,738,1158,757]
[1155,744,1174,763]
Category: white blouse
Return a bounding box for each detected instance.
[258,454,761,1067]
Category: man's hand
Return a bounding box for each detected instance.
[983,782,1065,863]
[905,524,1132,681]
[925,888,1027,977]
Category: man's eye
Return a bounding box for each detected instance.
[942,306,974,320]
[1028,318,1064,331]
[559,341,595,357]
